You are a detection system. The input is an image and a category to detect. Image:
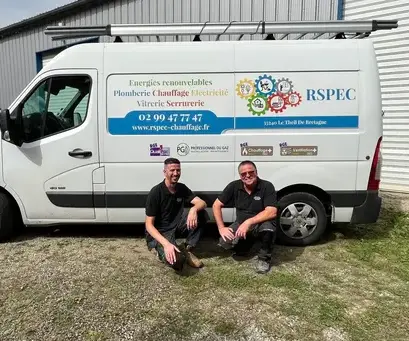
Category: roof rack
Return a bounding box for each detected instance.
[44,20,398,42]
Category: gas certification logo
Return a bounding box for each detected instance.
[177,143,229,156]
[177,143,190,156]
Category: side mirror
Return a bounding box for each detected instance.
[0,105,23,147]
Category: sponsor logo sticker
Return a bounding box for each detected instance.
[150,143,170,156]
[280,146,318,156]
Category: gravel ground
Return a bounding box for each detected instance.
[0,192,408,341]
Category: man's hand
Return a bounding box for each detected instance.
[164,242,180,265]
[235,220,253,239]
[219,226,235,242]
[186,207,198,229]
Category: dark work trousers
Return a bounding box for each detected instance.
[146,209,209,269]
[218,220,277,261]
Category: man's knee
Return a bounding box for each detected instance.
[228,221,240,233]
[218,236,237,250]
[256,221,277,245]
[258,220,277,233]
[198,209,210,225]
[217,221,240,249]
[181,209,209,228]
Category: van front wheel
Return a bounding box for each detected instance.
[276,192,327,246]
[0,192,16,242]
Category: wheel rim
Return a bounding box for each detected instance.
[279,202,318,239]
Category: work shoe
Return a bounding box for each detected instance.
[255,259,271,274]
[172,251,186,272]
[182,244,204,268]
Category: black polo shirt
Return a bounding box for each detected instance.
[218,178,277,223]
[145,180,196,232]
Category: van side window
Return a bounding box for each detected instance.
[21,75,91,143]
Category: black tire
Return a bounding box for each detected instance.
[276,192,328,246]
[0,192,16,242]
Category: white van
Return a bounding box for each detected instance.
[0,20,398,246]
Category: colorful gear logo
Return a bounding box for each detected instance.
[285,91,302,107]
[268,94,287,113]
[236,79,256,99]
[255,74,276,96]
[275,78,294,95]
[247,95,268,116]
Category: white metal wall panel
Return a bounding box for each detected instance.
[0,0,338,108]
[344,0,409,193]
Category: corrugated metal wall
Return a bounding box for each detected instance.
[0,0,338,108]
[344,0,409,193]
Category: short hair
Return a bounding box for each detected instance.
[164,157,180,166]
[238,160,257,171]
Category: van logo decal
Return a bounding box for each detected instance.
[255,75,276,96]
[107,73,359,136]
[306,88,356,101]
[236,74,302,116]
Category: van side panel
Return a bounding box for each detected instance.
[101,42,236,223]
[99,40,379,224]
[355,40,383,190]
[233,41,362,218]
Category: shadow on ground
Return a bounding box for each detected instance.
[13,222,221,241]
[14,223,147,241]
[7,206,405,272]
[9,223,307,269]
[11,203,404,241]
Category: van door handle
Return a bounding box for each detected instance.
[68,149,92,158]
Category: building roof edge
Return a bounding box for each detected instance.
[0,0,112,40]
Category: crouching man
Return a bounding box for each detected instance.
[212,160,278,274]
[145,158,209,271]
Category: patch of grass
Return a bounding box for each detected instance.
[86,331,108,341]
[1,199,409,341]
[318,297,347,326]
[344,299,409,341]
[342,208,409,281]
[214,321,237,335]
[180,264,309,295]
[141,307,242,340]
[280,290,348,328]
[154,310,205,338]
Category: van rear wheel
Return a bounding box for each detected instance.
[0,192,16,242]
[276,192,327,246]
